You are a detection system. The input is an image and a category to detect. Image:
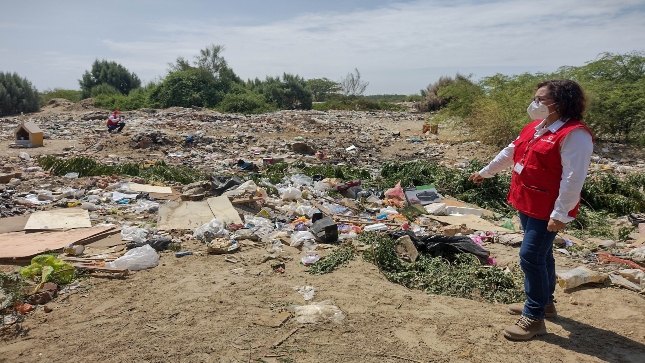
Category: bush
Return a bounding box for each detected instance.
[218,91,274,114]
[305,77,341,102]
[79,60,142,99]
[39,88,82,105]
[248,73,313,110]
[150,68,225,108]
[0,72,39,116]
[559,52,645,142]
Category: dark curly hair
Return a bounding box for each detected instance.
[537,79,586,120]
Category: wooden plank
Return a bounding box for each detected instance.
[157,200,215,230]
[24,208,91,231]
[0,226,116,260]
[207,196,243,225]
[128,183,173,194]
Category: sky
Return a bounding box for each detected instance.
[1,0,645,95]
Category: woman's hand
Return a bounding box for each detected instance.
[468,172,484,184]
[547,218,566,232]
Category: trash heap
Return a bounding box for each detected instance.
[2,107,645,332]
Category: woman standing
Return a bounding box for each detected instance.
[469,79,593,340]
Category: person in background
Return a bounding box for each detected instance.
[107,110,125,133]
[468,79,593,341]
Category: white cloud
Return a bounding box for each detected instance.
[3,0,644,93]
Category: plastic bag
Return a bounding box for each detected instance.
[295,205,315,218]
[106,244,159,271]
[133,199,160,213]
[194,218,229,243]
[556,266,608,289]
[289,300,345,324]
[281,187,302,200]
[385,181,405,200]
[301,254,320,266]
[290,174,313,187]
[290,231,316,248]
[121,226,149,244]
[313,181,331,191]
[19,152,31,160]
[293,285,316,301]
[223,180,259,197]
[628,246,645,259]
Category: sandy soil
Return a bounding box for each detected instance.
[1,104,644,363]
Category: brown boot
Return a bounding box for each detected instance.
[504,316,547,341]
[507,302,557,318]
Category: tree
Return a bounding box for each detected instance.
[0,72,39,116]
[340,68,368,97]
[305,77,341,102]
[79,60,141,98]
[153,44,242,108]
[149,67,224,108]
[559,51,645,142]
[248,73,313,110]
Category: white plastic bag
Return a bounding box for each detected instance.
[289,300,345,324]
[293,285,316,301]
[121,226,149,243]
[290,231,315,248]
[290,174,313,186]
[281,187,302,200]
[194,218,229,243]
[106,244,159,271]
[133,199,160,213]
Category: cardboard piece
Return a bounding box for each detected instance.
[24,208,91,231]
[0,214,30,234]
[428,214,512,233]
[206,196,243,225]
[157,200,215,230]
[128,183,173,194]
[84,231,125,248]
[148,191,182,201]
[0,226,117,260]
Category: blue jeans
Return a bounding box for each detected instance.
[519,212,558,320]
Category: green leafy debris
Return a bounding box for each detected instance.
[306,246,356,275]
[359,232,525,304]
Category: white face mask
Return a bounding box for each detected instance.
[527,100,555,120]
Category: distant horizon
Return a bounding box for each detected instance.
[2,0,644,95]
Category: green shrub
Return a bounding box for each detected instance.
[93,84,154,111]
[305,77,341,102]
[79,59,141,99]
[39,88,82,105]
[558,51,645,143]
[150,67,225,108]
[218,91,274,114]
[0,72,39,116]
[248,73,313,110]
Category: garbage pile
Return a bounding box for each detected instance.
[2,107,645,333]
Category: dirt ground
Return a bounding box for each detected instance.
[1,104,644,363]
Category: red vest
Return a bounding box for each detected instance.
[507,119,593,221]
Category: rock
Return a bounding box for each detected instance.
[496,233,524,246]
[44,305,53,313]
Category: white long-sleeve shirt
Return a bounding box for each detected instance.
[479,119,593,223]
